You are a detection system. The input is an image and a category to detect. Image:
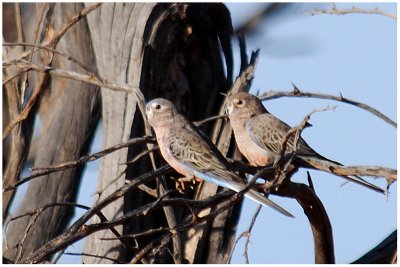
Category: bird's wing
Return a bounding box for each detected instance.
[248,115,385,194]
[246,113,318,157]
[166,122,238,188]
[167,119,295,217]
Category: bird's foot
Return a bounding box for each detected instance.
[175,177,200,194]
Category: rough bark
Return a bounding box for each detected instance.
[82,3,236,263]
[2,2,36,223]
[2,41,34,222]
[81,3,157,263]
[3,3,100,262]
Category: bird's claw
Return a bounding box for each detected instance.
[175,177,200,194]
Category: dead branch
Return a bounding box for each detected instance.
[4,202,90,228]
[299,159,397,188]
[265,105,336,192]
[47,3,102,47]
[305,4,397,20]
[230,204,262,264]
[130,235,171,264]
[275,175,335,264]
[4,201,135,262]
[2,3,102,140]
[193,114,227,127]
[22,163,266,263]
[3,59,142,95]
[3,136,155,192]
[22,165,171,263]
[259,84,396,128]
[3,42,94,73]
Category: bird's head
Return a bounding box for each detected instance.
[146,98,178,127]
[226,92,266,119]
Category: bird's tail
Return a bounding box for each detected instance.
[245,189,294,218]
[297,155,386,194]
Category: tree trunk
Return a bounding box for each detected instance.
[3,3,100,262]
[82,3,238,263]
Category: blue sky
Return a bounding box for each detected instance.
[226,2,396,263]
[9,2,396,264]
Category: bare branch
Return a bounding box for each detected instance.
[305,4,397,20]
[270,106,336,190]
[4,201,135,260]
[3,42,94,73]
[3,136,155,192]
[259,85,396,128]
[193,114,227,127]
[230,204,262,264]
[2,3,102,140]
[22,165,171,263]
[47,3,102,47]
[3,59,142,95]
[22,163,267,263]
[5,202,89,228]
[274,178,335,263]
[302,161,397,188]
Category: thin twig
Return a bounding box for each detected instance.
[259,84,396,128]
[3,59,142,95]
[100,226,167,240]
[243,204,262,264]
[5,202,89,229]
[2,3,102,140]
[47,3,102,47]
[7,111,228,192]
[4,136,154,192]
[121,147,158,165]
[3,42,94,73]
[229,204,262,264]
[193,114,227,127]
[23,165,264,263]
[274,178,335,263]
[306,163,397,187]
[22,165,172,263]
[130,235,171,264]
[271,106,337,190]
[305,4,397,20]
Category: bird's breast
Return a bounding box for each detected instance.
[232,123,274,167]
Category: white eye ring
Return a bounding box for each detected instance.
[154,104,161,110]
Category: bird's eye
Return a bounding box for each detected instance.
[234,99,243,106]
[155,104,161,110]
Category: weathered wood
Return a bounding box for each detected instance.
[274,177,335,264]
[83,3,236,263]
[82,3,157,263]
[2,46,35,221]
[2,2,36,223]
[3,3,100,262]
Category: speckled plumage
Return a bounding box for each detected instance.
[146,98,293,217]
[226,92,384,194]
